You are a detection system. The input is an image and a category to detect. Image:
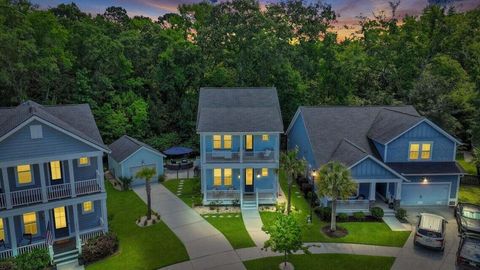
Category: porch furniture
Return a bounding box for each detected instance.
[0,240,6,250]
[21,233,32,245]
[263,149,272,159]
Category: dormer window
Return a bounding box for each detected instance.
[30,125,43,139]
[409,142,432,160]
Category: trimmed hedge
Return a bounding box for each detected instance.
[81,233,119,264]
[337,213,348,222]
[395,208,407,221]
[0,248,50,270]
[353,211,366,221]
[370,207,384,219]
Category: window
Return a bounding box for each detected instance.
[54,207,67,229]
[50,161,62,180]
[83,201,94,213]
[0,219,4,241]
[213,169,222,186]
[262,134,269,141]
[17,165,32,185]
[30,125,43,139]
[23,212,37,235]
[223,135,232,149]
[78,157,90,166]
[409,142,432,160]
[421,143,431,160]
[246,168,253,185]
[213,135,222,149]
[245,135,253,150]
[224,169,232,185]
[409,143,420,160]
[261,168,268,177]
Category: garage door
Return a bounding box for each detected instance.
[130,164,157,186]
[401,183,450,206]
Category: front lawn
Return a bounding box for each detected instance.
[87,181,189,270]
[457,153,477,175]
[243,254,395,270]
[162,177,201,207]
[202,214,256,249]
[459,185,480,205]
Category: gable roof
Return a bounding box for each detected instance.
[196,87,284,133]
[0,101,109,151]
[367,108,423,144]
[109,135,165,163]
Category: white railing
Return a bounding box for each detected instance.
[47,183,72,200]
[205,151,241,162]
[18,242,48,255]
[205,189,241,202]
[0,193,5,209]
[75,179,100,195]
[80,228,104,244]
[256,188,277,204]
[242,150,277,162]
[11,188,43,207]
[335,200,370,213]
[0,249,12,260]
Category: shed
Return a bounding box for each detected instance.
[108,135,165,186]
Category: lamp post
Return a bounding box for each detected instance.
[308,169,316,224]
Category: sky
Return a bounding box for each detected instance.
[33,0,480,38]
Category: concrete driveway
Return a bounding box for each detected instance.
[392,206,459,270]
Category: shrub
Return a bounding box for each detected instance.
[353,211,366,221]
[337,213,348,222]
[192,196,203,207]
[232,199,240,208]
[370,207,384,219]
[15,248,50,270]
[81,233,119,264]
[396,208,407,221]
[157,174,165,183]
[275,202,286,213]
[314,206,332,221]
[118,176,133,190]
[0,259,16,270]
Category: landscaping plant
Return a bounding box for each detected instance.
[15,248,50,270]
[81,233,119,264]
[395,208,407,221]
[353,212,365,221]
[370,207,384,220]
[472,147,480,176]
[135,166,157,220]
[119,176,133,190]
[280,147,307,214]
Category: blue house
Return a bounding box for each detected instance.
[0,101,109,264]
[196,88,283,209]
[287,106,463,212]
[108,135,165,186]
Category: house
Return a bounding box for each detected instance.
[0,101,109,263]
[108,135,165,186]
[287,106,463,213]
[196,88,283,209]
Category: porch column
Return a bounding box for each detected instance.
[96,156,105,192]
[202,135,206,162]
[1,167,12,209]
[101,199,108,232]
[395,182,402,200]
[39,164,48,202]
[72,204,81,250]
[68,160,76,197]
[275,135,280,162]
[239,135,244,163]
[8,217,17,256]
[202,168,207,203]
[369,182,376,201]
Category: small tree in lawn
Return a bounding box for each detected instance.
[280,147,307,214]
[263,214,308,269]
[316,161,357,232]
[472,147,480,176]
[135,166,156,220]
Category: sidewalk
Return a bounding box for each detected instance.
[241,209,269,247]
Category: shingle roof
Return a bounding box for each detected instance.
[0,101,108,151]
[109,135,165,163]
[196,87,284,133]
[387,162,464,175]
[297,106,421,166]
[368,108,423,144]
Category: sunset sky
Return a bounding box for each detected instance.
[33,0,480,38]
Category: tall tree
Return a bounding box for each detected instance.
[280,147,307,214]
[135,167,157,220]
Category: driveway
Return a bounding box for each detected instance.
[392,206,459,270]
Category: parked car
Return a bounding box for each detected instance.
[456,233,480,269]
[414,213,447,251]
[455,203,480,234]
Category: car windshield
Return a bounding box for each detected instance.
[460,238,480,262]
[418,228,442,238]
[462,209,480,220]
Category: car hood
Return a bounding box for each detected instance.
[461,217,480,232]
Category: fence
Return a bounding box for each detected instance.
[461,174,480,185]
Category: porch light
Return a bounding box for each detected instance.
[257,173,261,178]
[421,177,428,184]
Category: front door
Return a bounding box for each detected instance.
[53,206,69,238]
[49,161,64,185]
[245,168,254,192]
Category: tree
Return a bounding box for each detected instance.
[472,147,480,176]
[263,214,308,269]
[135,166,157,220]
[280,147,307,214]
[316,161,357,231]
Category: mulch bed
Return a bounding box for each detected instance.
[322,225,349,238]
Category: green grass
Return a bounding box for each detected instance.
[87,181,189,270]
[261,171,410,247]
[459,185,480,204]
[243,254,395,270]
[457,153,477,175]
[162,177,201,207]
[202,214,256,249]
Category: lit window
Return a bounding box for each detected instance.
[421,143,431,160]
[213,135,222,149]
[262,134,269,141]
[23,212,37,235]
[224,169,232,185]
[223,135,232,149]
[54,207,67,229]
[261,168,268,177]
[409,144,420,160]
[245,168,253,185]
[79,157,90,166]
[245,135,253,150]
[50,161,62,180]
[213,169,222,186]
[83,201,93,213]
[17,165,32,184]
[0,219,4,241]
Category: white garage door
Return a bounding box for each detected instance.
[401,183,450,206]
[130,164,157,186]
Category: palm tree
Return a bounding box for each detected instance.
[280,147,307,214]
[316,161,357,232]
[135,166,157,220]
[472,147,480,176]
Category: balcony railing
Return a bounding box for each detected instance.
[47,183,72,200]
[75,179,101,196]
[18,241,48,255]
[256,188,277,204]
[80,228,104,244]
[11,188,43,207]
[335,200,370,213]
[205,151,241,162]
[205,190,241,202]
[243,150,277,162]
[0,249,12,260]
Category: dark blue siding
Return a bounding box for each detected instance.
[287,113,317,168]
[350,158,398,180]
[373,140,385,161]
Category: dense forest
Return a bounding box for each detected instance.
[1,0,479,150]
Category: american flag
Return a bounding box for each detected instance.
[45,220,53,245]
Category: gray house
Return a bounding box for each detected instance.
[108,135,165,186]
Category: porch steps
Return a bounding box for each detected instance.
[383,209,395,217]
[53,249,79,268]
[242,195,258,210]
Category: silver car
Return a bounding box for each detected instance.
[414,213,447,251]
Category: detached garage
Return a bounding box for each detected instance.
[108,135,165,186]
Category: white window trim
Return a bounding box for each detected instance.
[82,201,94,214]
[15,164,35,187]
[77,157,91,167]
[408,141,433,161]
[21,212,40,237]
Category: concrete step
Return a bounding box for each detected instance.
[53,249,78,259]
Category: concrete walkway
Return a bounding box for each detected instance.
[133,183,245,270]
[241,209,269,247]
[383,216,411,231]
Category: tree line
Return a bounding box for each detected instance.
[1,0,479,149]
